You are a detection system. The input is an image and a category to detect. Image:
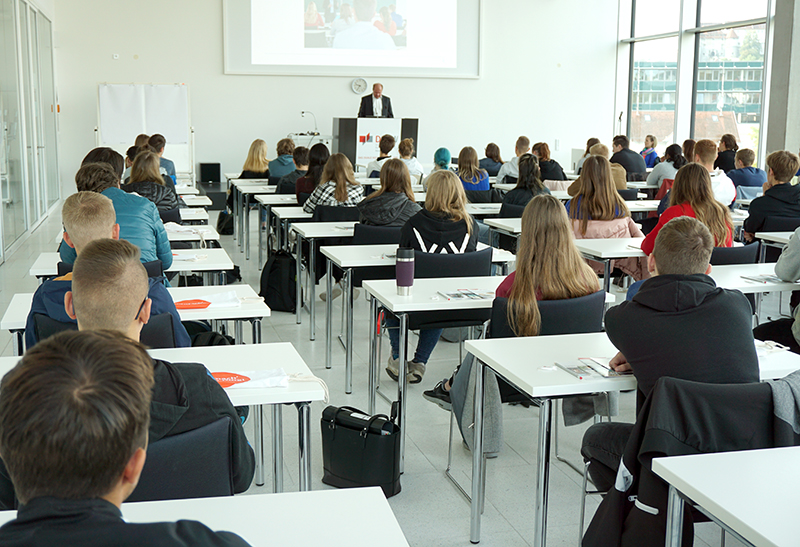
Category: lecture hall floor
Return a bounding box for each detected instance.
[0,209,762,547]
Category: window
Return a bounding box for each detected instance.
[630,37,678,154]
[699,0,769,26]
[633,0,681,37]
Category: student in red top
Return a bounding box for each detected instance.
[423,194,599,409]
[641,162,733,255]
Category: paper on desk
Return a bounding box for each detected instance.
[164,222,211,234]
[212,368,289,389]
[171,253,208,261]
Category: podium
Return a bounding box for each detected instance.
[332,118,419,170]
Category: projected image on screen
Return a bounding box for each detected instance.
[303,0,407,50]
[251,0,457,68]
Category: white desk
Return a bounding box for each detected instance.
[2,488,407,547]
[627,200,660,213]
[149,344,322,491]
[166,226,220,246]
[755,231,792,246]
[176,185,200,195]
[737,198,753,207]
[254,194,299,265]
[655,447,800,547]
[2,285,269,355]
[291,222,358,341]
[573,238,646,294]
[362,276,501,473]
[731,209,749,228]
[234,184,278,261]
[493,182,516,192]
[179,207,209,224]
[485,218,522,248]
[627,181,659,190]
[321,244,515,394]
[181,195,212,207]
[274,206,313,252]
[466,203,502,216]
[228,180,270,248]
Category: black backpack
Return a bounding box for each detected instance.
[259,250,300,312]
[216,209,234,235]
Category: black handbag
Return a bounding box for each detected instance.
[320,405,401,497]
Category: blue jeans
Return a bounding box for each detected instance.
[385,316,443,364]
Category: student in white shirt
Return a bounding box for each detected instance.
[694,139,735,207]
[496,136,531,185]
[397,138,425,179]
[366,134,395,177]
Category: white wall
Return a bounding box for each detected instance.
[53,0,620,196]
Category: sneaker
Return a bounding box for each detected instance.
[423,380,451,411]
[385,355,400,381]
[408,360,426,384]
[320,286,342,302]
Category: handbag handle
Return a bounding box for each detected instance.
[361,414,391,438]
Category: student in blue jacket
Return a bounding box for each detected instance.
[727,148,768,187]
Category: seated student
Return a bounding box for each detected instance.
[148,134,176,184]
[715,133,738,173]
[357,158,421,227]
[479,143,503,176]
[641,163,733,255]
[610,135,647,178]
[583,217,759,491]
[295,143,330,198]
[83,147,125,180]
[277,146,309,191]
[743,150,800,240]
[397,138,425,178]
[0,330,251,546]
[495,136,530,185]
[567,143,626,196]
[694,138,736,206]
[727,148,767,187]
[645,143,686,190]
[422,147,452,189]
[387,171,480,384]
[302,153,364,213]
[457,146,490,191]
[575,137,600,174]
[532,142,567,181]
[366,134,395,177]
[135,133,150,147]
[122,150,181,212]
[26,192,190,350]
[424,194,599,413]
[639,134,660,168]
[754,224,800,352]
[123,145,168,184]
[566,156,648,280]
[268,138,295,179]
[502,153,550,206]
[59,162,172,270]
[239,139,270,179]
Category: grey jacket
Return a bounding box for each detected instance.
[357,192,421,227]
[774,227,800,344]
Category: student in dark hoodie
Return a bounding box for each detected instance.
[385,171,479,384]
[3,239,255,508]
[501,153,550,207]
[583,216,759,491]
[357,158,421,227]
[743,150,800,241]
[267,138,295,179]
[25,192,190,351]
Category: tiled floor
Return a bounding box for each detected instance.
[0,208,773,546]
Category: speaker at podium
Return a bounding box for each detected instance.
[332,117,419,173]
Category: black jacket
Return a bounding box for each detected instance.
[538,159,567,181]
[400,209,478,254]
[478,158,503,176]
[610,148,647,175]
[358,95,393,118]
[743,182,800,234]
[604,274,759,402]
[714,149,736,173]
[357,191,422,227]
[122,181,180,212]
[0,497,250,547]
[502,186,550,207]
[0,359,255,509]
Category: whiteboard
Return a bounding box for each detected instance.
[97,84,192,175]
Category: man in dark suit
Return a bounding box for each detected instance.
[610,135,647,180]
[358,83,394,118]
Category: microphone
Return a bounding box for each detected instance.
[301,111,319,135]
[618,111,623,122]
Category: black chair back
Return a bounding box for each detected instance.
[617,189,638,201]
[127,417,234,502]
[464,189,503,204]
[760,217,800,262]
[505,176,518,184]
[57,260,163,279]
[159,208,181,224]
[277,181,296,195]
[710,243,760,265]
[499,202,526,218]
[268,175,281,186]
[311,205,361,222]
[33,313,175,349]
[297,192,312,206]
[488,292,605,339]
[352,224,402,245]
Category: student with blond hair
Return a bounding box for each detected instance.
[639,134,659,168]
[357,158,421,227]
[240,139,270,179]
[496,136,530,185]
[122,150,180,211]
[302,153,364,213]
[694,138,735,206]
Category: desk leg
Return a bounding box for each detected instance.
[272,404,284,493]
[470,358,486,544]
[533,398,553,547]
[602,259,611,296]
[237,187,242,245]
[254,404,265,486]
[12,331,23,357]
[398,313,408,474]
[258,203,265,267]
[665,485,684,547]
[220,269,227,286]
[368,296,379,415]
[233,186,238,242]
[245,195,251,259]
[296,234,303,325]
[234,320,243,345]
[326,259,333,369]
[345,269,354,394]
[296,402,312,492]
[309,239,316,341]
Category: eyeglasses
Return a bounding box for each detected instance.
[134,298,148,321]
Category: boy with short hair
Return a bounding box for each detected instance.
[694,138,736,206]
[148,133,176,182]
[610,135,647,177]
[278,146,310,191]
[366,134,396,177]
[0,329,250,546]
[727,148,767,187]
[495,136,531,185]
[743,150,800,241]
[268,138,296,179]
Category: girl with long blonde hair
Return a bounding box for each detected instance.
[302,153,364,213]
[241,139,270,177]
[641,162,733,254]
[122,150,180,211]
